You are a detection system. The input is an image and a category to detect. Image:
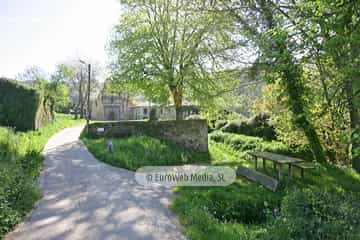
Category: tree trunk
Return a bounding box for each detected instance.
[49,98,55,121]
[346,80,360,172]
[171,85,183,120]
[280,46,327,163]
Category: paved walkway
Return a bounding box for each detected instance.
[6,126,186,240]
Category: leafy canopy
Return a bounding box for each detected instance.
[109,0,239,108]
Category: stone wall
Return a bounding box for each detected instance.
[87,120,208,152]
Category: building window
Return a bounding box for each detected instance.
[143,108,148,114]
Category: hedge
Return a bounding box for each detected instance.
[210,131,313,161]
[262,189,360,239]
[0,78,51,131]
[222,114,277,141]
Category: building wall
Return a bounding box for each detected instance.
[91,95,131,121]
[91,94,198,121]
[91,95,105,120]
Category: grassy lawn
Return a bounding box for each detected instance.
[82,131,360,240]
[0,114,84,238]
[171,141,360,240]
[81,135,210,171]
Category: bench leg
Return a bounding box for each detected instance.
[278,164,282,180]
[273,162,276,171]
[288,164,293,178]
[300,168,304,178]
[263,159,266,172]
[254,157,258,170]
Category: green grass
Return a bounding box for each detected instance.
[0,114,84,238]
[81,135,210,171]
[171,139,360,240]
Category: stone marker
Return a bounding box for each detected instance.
[107,140,114,153]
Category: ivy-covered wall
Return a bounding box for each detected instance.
[0,78,51,131]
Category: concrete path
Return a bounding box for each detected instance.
[6,126,186,240]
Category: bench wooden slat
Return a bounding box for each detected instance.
[291,162,315,178]
[249,151,304,164]
[236,166,279,192]
[292,162,315,169]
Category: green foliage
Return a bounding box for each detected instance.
[81,135,209,171]
[206,110,247,133]
[263,189,360,240]
[0,114,84,238]
[255,76,349,164]
[35,79,70,114]
[207,188,275,224]
[0,78,51,131]
[210,131,313,161]
[214,120,228,130]
[109,0,238,111]
[222,114,276,141]
[0,162,40,237]
[172,139,360,240]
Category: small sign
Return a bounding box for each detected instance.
[97,128,105,132]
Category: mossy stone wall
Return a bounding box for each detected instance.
[87,120,208,152]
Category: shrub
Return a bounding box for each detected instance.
[207,189,272,224]
[0,161,40,237]
[0,114,83,238]
[222,114,277,141]
[0,128,18,161]
[210,131,313,161]
[0,78,51,131]
[264,189,360,240]
[214,120,228,130]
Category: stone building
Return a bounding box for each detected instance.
[90,93,198,121]
[91,95,131,120]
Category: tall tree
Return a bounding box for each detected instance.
[294,0,360,170]
[16,66,47,86]
[109,0,238,119]
[58,60,101,119]
[223,0,327,162]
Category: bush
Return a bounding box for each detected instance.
[0,128,18,161]
[0,114,83,238]
[264,189,360,240]
[210,131,314,161]
[0,162,40,236]
[0,78,51,131]
[214,120,228,130]
[0,129,41,237]
[207,189,272,224]
[222,114,277,141]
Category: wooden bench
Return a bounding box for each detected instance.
[248,151,305,180]
[236,166,279,192]
[291,162,315,178]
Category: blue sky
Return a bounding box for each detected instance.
[0,0,120,79]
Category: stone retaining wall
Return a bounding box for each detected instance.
[87,120,208,152]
